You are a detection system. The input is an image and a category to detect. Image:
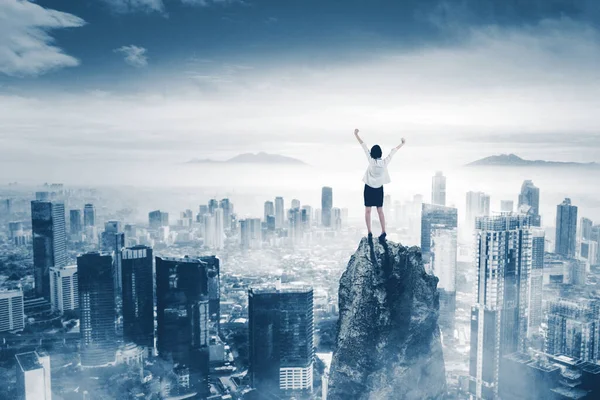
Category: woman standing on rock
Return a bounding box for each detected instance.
[354,128,405,241]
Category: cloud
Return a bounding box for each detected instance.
[0,0,85,77]
[99,0,165,13]
[114,45,148,67]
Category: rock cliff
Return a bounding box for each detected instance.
[328,238,446,400]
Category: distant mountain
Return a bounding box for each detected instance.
[467,154,600,168]
[187,152,306,165]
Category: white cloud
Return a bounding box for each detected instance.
[0,0,85,77]
[114,45,148,67]
[100,0,165,13]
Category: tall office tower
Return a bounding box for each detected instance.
[9,221,27,246]
[288,208,304,242]
[518,180,541,226]
[240,219,250,249]
[275,197,285,229]
[301,205,313,227]
[122,246,154,351]
[199,205,209,218]
[101,221,125,293]
[546,299,600,362]
[124,224,137,239]
[214,208,225,250]
[83,204,96,227]
[580,217,593,241]
[203,214,215,249]
[0,289,25,332]
[555,198,578,258]
[321,187,333,227]
[208,199,219,215]
[266,215,276,232]
[432,171,447,206]
[69,209,82,236]
[332,208,342,231]
[291,199,301,210]
[0,198,12,217]
[31,201,67,300]
[420,204,458,330]
[199,256,220,328]
[250,218,262,249]
[500,200,514,213]
[156,257,211,398]
[36,192,50,201]
[528,230,545,334]
[466,191,490,229]
[249,287,314,395]
[264,201,275,221]
[219,198,232,230]
[49,265,78,313]
[469,215,532,399]
[15,352,51,400]
[77,252,117,367]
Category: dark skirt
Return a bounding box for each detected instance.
[364,184,384,207]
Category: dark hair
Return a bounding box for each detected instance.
[370,145,382,159]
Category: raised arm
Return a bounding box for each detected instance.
[383,138,406,166]
[354,129,371,159]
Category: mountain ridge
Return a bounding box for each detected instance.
[467,153,599,167]
[186,152,306,165]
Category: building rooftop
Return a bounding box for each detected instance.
[550,386,588,400]
[249,286,313,295]
[15,352,42,372]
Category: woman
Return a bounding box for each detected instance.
[354,128,406,241]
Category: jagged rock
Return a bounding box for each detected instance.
[328,238,446,400]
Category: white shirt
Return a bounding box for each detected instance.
[361,142,398,188]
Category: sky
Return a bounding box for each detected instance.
[1,0,600,181]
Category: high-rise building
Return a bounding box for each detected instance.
[83,204,96,227]
[288,208,304,242]
[555,198,578,258]
[518,180,541,226]
[432,171,446,206]
[0,289,25,332]
[122,246,154,351]
[580,217,593,241]
[36,192,50,201]
[332,208,342,231]
[275,197,285,229]
[149,210,169,230]
[200,256,220,329]
[101,221,125,293]
[156,257,211,398]
[546,299,600,362]
[528,230,545,334]
[15,351,51,400]
[78,252,117,367]
[264,201,275,221]
[0,198,12,217]
[214,208,224,250]
[9,221,27,246]
[69,209,82,236]
[203,214,215,249]
[321,187,333,227]
[208,199,219,215]
[466,191,490,229]
[291,199,301,210]
[500,200,514,213]
[266,215,276,232]
[250,218,262,249]
[49,265,78,313]
[421,204,458,330]
[31,201,67,300]
[302,205,313,228]
[249,287,314,394]
[240,219,250,249]
[469,215,532,399]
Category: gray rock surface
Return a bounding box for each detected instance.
[328,238,446,400]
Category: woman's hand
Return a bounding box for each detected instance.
[354,129,360,135]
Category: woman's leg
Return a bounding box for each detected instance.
[377,207,386,234]
[365,207,372,234]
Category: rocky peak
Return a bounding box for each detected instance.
[328,238,446,400]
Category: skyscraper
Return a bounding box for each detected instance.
[465,192,490,229]
[122,246,154,351]
[249,287,314,395]
[580,217,593,241]
[200,256,221,328]
[149,210,169,229]
[36,192,50,201]
[101,221,125,293]
[321,187,333,228]
[83,204,96,227]
[555,198,578,258]
[15,352,51,400]
[291,199,301,210]
[240,219,250,249]
[275,197,284,229]
[432,171,446,206]
[421,204,458,330]
[0,289,25,332]
[0,198,12,217]
[78,252,117,367]
[156,256,211,398]
[219,198,232,230]
[31,201,67,300]
[518,180,541,226]
[528,230,545,333]
[49,265,78,313]
[208,199,219,215]
[469,215,532,399]
[70,209,82,236]
[264,201,275,221]
[214,208,224,250]
[546,299,600,363]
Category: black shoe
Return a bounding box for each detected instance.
[379,232,387,242]
[368,232,373,240]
